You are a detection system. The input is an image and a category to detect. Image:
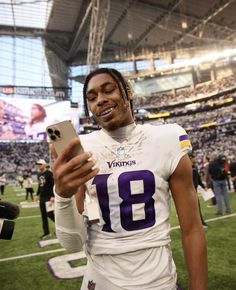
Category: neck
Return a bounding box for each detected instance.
[102,122,136,142]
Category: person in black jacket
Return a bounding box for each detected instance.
[189,153,208,227]
[208,155,231,215]
[36,159,55,239]
[229,156,236,193]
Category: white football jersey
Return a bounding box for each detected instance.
[80,123,191,256]
[25,121,47,140]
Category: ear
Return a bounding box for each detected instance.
[124,100,130,108]
[126,83,134,100]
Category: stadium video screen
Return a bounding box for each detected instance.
[0,97,78,141]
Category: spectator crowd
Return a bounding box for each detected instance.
[0,72,235,191]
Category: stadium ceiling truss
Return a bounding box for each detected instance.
[0,0,236,87]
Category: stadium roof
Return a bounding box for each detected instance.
[0,0,52,29]
[0,0,236,67]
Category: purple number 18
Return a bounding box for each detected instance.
[92,170,156,232]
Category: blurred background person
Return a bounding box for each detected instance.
[224,157,231,191]
[229,156,236,193]
[17,174,24,189]
[209,155,232,215]
[23,173,34,201]
[35,159,55,239]
[25,103,47,140]
[203,156,216,207]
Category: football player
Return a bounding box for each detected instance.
[52,68,208,290]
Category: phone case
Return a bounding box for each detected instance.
[46,120,84,157]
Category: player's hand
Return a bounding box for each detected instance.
[52,138,99,198]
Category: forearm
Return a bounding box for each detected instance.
[169,155,208,289]
[54,191,87,251]
[181,227,208,290]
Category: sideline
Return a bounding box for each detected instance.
[1,213,236,262]
[0,248,66,262]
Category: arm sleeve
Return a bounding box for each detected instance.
[54,189,87,251]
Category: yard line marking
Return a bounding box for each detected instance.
[171,213,236,231]
[18,215,41,219]
[171,225,180,230]
[2,213,235,262]
[0,248,66,262]
[205,213,236,222]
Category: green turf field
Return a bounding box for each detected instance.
[1,185,236,290]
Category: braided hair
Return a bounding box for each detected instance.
[83,68,133,116]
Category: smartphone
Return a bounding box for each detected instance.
[46,120,84,157]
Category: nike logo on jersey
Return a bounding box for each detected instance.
[107,160,136,168]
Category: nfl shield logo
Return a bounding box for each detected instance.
[117,146,125,157]
[87,280,96,290]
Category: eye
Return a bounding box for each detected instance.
[104,84,116,94]
[86,94,96,102]
[104,88,114,94]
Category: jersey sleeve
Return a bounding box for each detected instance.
[54,189,87,251]
[166,123,192,176]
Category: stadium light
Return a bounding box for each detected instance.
[181,21,188,29]
[155,48,236,73]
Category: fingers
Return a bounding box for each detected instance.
[58,138,82,162]
[50,137,81,162]
[65,167,99,192]
[52,137,99,198]
[52,137,89,170]
[55,157,96,185]
[53,137,94,177]
[68,157,97,177]
[54,166,99,198]
[53,149,93,182]
[65,151,93,173]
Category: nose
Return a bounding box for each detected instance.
[97,92,108,106]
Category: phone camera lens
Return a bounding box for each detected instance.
[54,130,61,137]
[47,128,53,134]
[50,135,56,141]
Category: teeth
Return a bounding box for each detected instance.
[100,108,113,116]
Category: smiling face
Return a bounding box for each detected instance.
[30,104,46,123]
[85,73,134,131]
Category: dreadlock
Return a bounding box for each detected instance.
[83,68,133,116]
